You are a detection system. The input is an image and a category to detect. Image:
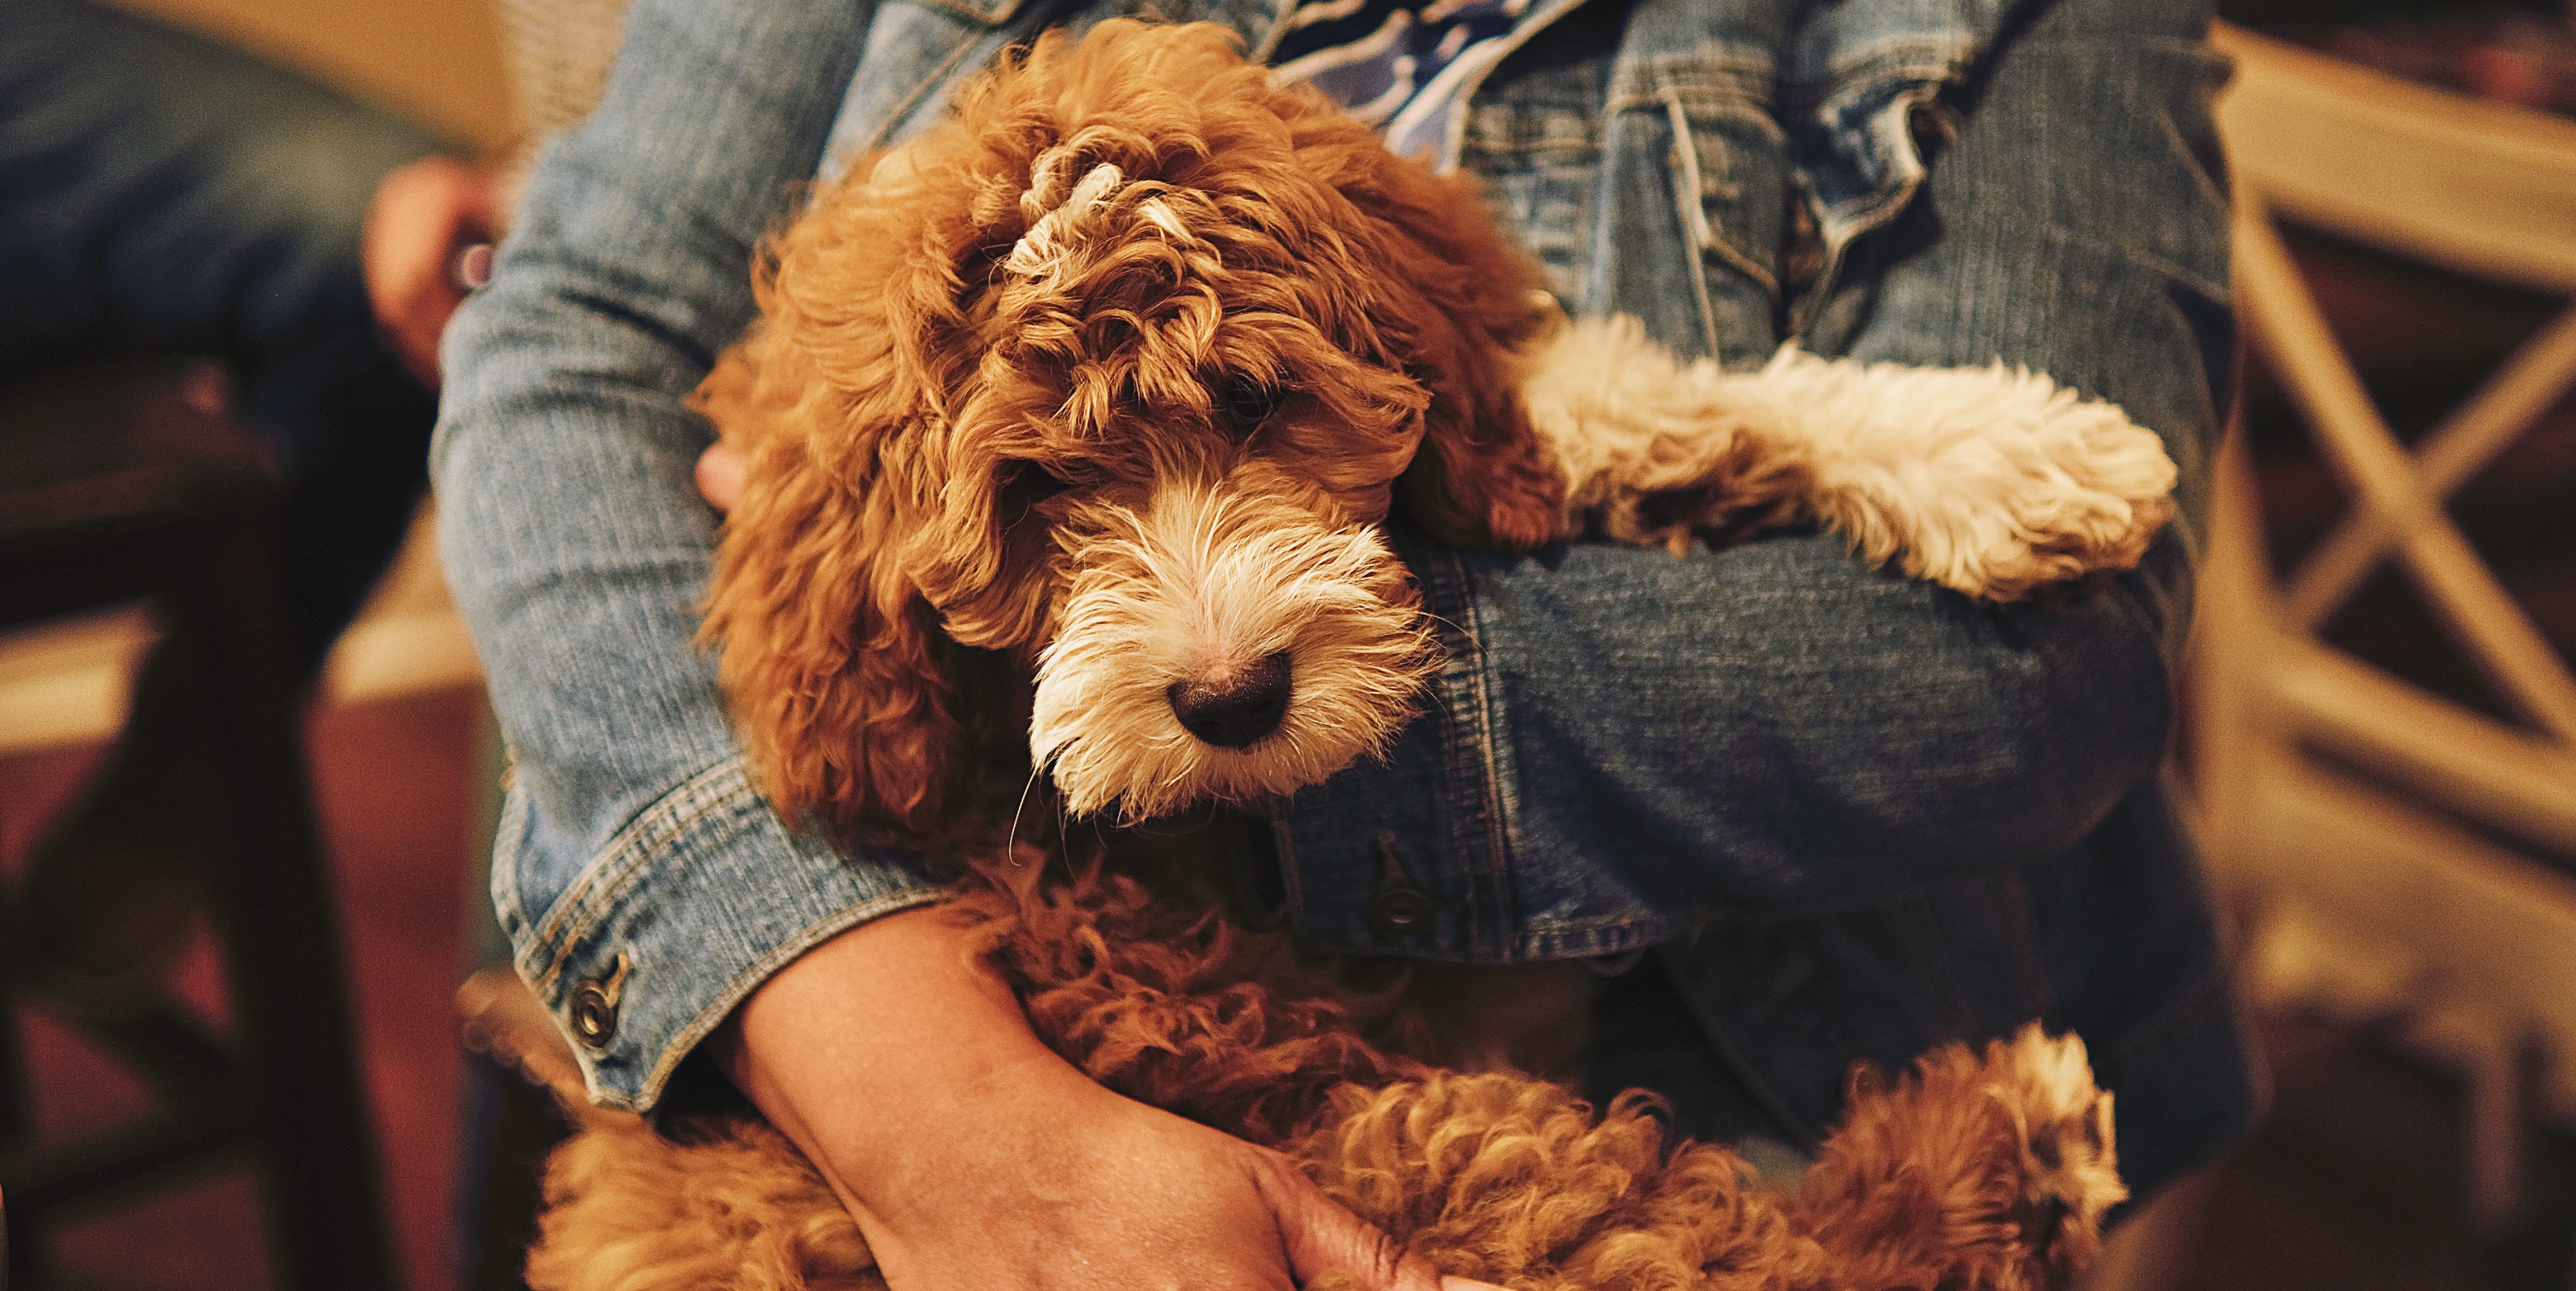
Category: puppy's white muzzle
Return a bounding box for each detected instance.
[1031,476,1436,821]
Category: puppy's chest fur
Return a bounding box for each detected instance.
[1094,810,1602,1081]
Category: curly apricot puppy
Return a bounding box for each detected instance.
[691,19,2173,854]
[530,19,2157,1291]
[697,18,1567,851]
[531,849,2127,1291]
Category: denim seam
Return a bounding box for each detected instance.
[2034,221,2231,317]
[616,884,955,1112]
[489,767,533,949]
[850,20,1018,158]
[1416,547,1493,956]
[1604,47,1777,120]
[1512,916,1684,960]
[1791,84,1945,338]
[1450,556,1521,957]
[1434,0,1590,173]
[1267,804,1309,926]
[1782,39,1973,108]
[1459,137,1596,158]
[909,0,1023,30]
[1605,94,1781,139]
[529,754,763,992]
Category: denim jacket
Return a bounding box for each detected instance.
[434,0,2257,1202]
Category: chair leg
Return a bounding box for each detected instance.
[2,881,54,1289]
[180,518,397,1291]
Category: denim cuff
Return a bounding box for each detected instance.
[496,754,947,1112]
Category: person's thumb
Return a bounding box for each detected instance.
[695,439,747,513]
[1255,1159,1508,1291]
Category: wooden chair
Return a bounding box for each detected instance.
[0,359,396,1289]
[2193,21,2576,1236]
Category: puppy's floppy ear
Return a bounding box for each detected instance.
[1339,157,1566,551]
[696,151,1020,852]
[697,331,994,848]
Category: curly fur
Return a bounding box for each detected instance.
[532,845,2126,1291]
[1520,315,2177,599]
[537,18,2168,1291]
[697,18,1561,850]
[696,19,2173,848]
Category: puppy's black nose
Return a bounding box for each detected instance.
[1167,651,1292,749]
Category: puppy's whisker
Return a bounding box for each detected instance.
[1413,609,1477,648]
[1006,763,1049,862]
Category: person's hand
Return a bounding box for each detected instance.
[850,1051,1479,1291]
[720,906,1499,1291]
[695,437,747,512]
[361,154,498,387]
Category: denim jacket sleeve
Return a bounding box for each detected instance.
[431,0,949,1111]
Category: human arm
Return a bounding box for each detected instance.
[434,0,930,1114]
[1268,0,2233,941]
[718,907,1492,1291]
[431,1,1483,1286]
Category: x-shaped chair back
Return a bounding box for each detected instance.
[2198,20,2576,1235]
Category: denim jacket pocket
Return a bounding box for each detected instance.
[1458,72,1605,314]
[1602,43,1787,361]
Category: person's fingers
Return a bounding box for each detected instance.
[695,440,747,512]
[453,241,495,291]
[1255,1160,1504,1291]
[362,154,498,387]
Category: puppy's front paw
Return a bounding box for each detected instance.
[1778,356,2178,601]
[1992,1025,2127,1275]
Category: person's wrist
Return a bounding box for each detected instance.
[828,1053,1126,1240]
[715,906,1084,1199]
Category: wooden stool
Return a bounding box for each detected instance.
[0,359,395,1289]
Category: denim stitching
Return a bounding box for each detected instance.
[618,885,954,1112]
[531,754,758,990]
[1662,93,1726,357]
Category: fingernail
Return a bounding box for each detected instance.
[1438,1278,1510,1291]
[452,242,495,290]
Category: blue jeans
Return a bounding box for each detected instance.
[1,0,443,671]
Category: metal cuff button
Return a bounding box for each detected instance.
[568,952,631,1048]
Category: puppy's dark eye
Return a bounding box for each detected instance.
[1001,460,1072,505]
[1218,375,1284,435]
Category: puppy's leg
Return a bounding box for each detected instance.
[1717,349,2177,601]
[1519,315,1825,556]
[526,1113,880,1291]
[1518,317,2176,599]
[1793,1025,2126,1291]
[1296,1072,1835,1291]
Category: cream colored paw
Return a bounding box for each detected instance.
[1996,1026,2127,1242]
[1519,316,1827,550]
[1748,353,2178,601]
[1515,318,2178,600]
